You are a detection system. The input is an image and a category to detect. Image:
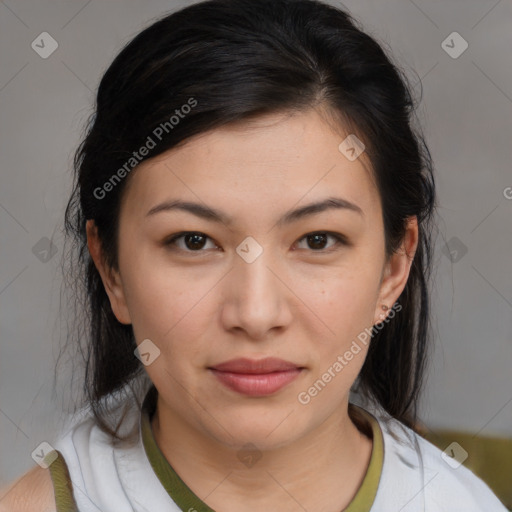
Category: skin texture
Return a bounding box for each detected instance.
[0,465,56,512]
[80,108,418,512]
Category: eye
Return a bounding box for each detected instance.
[163,230,348,254]
[294,232,348,252]
[164,231,218,252]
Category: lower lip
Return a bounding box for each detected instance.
[210,368,302,396]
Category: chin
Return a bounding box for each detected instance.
[204,412,302,452]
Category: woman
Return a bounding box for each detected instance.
[1,0,508,510]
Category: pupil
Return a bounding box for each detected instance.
[309,234,327,250]
[186,233,205,250]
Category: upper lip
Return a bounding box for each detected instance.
[209,357,302,374]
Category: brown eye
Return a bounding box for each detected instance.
[295,232,347,252]
[165,232,217,252]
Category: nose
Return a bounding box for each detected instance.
[220,244,293,341]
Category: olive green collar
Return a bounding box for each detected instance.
[140,386,383,512]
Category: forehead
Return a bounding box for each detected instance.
[119,109,380,226]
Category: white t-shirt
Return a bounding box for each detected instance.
[50,393,508,512]
[372,413,508,511]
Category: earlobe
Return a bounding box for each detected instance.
[85,220,132,325]
[374,216,418,324]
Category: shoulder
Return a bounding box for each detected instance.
[414,433,508,510]
[376,415,508,511]
[0,465,56,512]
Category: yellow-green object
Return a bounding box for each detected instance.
[47,450,79,512]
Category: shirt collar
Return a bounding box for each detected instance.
[140,385,383,512]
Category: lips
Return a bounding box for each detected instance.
[210,357,301,374]
[208,357,304,396]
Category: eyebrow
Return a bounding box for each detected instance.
[145,196,364,226]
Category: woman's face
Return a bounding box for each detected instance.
[87,108,417,449]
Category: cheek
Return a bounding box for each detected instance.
[295,260,381,336]
[124,261,215,356]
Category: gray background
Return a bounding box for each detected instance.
[1,0,511,484]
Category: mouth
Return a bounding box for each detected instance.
[208,357,304,396]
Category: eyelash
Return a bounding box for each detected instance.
[163,231,348,254]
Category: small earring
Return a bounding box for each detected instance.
[381,304,388,311]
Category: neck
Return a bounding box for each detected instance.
[150,395,373,512]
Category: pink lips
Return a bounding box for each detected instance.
[209,357,303,396]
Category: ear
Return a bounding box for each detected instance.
[373,216,419,324]
[86,219,132,325]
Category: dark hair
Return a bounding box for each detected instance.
[60,0,436,440]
